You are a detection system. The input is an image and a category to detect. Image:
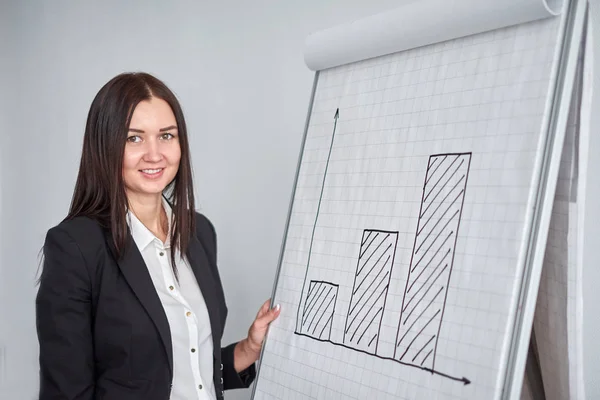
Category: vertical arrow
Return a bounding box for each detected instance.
[296,108,340,333]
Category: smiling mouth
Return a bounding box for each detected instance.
[140,168,163,174]
[139,168,165,177]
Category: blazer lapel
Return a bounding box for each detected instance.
[186,234,222,359]
[110,233,173,375]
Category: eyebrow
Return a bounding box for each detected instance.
[128,125,178,133]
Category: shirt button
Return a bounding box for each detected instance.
[198,384,203,390]
[186,311,192,317]
[191,348,196,353]
[169,286,174,291]
[159,251,164,256]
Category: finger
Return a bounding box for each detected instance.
[262,299,272,313]
[255,303,281,327]
[255,299,270,318]
[256,298,273,318]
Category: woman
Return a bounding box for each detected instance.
[35,72,280,400]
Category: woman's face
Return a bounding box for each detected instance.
[123,96,181,200]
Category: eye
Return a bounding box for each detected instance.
[127,135,141,143]
[160,132,175,140]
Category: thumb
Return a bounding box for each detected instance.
[256,299,271,318]
[258,303,281,326]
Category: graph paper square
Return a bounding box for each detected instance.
[254,15,562,400]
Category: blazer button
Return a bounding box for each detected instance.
[220,363,223,371]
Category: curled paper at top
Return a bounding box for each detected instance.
[303,0,564,71]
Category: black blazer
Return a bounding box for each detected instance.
[35,211,255,400]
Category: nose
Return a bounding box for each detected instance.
[142,139,162,162]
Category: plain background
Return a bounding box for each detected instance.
[0,1,598,400]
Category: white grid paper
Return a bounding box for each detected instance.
[254,16,561,400]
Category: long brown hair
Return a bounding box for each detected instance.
[66,72,196,273]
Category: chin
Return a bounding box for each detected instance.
[127,182,169,197]
[142,183,169,194]
[124,171,176,197]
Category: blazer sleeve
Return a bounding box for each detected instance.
[221,342,256,390]
[195,212,257,390]
[35,226,95,400]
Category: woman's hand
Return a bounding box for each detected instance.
[247,299,280,354]
[234,299,281,372]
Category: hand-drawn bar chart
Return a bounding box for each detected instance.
[395,153,472,370]
[294,109,472,384]
[344,229,398,354]
[298,280,339,340]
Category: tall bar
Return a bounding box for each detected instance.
[395,153,471,369]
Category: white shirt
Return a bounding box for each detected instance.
[127,198,216,400]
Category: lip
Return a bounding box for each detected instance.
[139,168,165,179]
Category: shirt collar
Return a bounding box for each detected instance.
[127,196,173,251]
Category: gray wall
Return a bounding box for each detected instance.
[0,1,400,399]
[1,1,599,400]
[0,0,18,391]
